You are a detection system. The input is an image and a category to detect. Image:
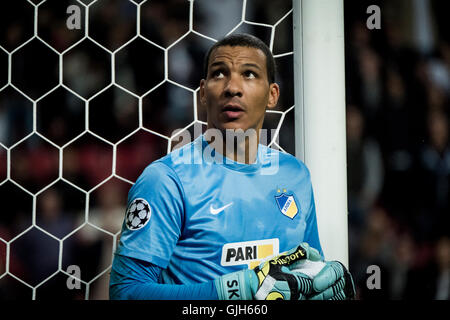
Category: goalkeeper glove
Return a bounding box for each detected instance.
[214,243,319,300]
[269,243,356,300]
[308,261,356,300]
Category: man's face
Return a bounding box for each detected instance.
[200,45,279,133]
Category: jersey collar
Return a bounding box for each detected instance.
[199,135,264,173]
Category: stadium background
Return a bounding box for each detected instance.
[0,0,448,300]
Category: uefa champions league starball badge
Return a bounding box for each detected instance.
[125,198,152,230]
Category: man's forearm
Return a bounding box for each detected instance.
[109,254,218,300]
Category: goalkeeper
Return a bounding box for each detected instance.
[109,34,355,300]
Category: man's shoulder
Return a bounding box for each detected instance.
[260,145,310,174]
[140,137,201,176]
[160,136,203,167]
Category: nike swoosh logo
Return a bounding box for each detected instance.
[209,202,233,215]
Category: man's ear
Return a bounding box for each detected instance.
[267,83,280,109]
[200,79,206,105]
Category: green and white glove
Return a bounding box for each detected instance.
[274,243,356,300]
[308,261,356,300]
[214,243,320,300]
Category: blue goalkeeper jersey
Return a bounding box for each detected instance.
[115,135,323,284]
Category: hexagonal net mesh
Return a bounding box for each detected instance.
[0,0,295,299]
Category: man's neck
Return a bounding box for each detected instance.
[204,128,259,164]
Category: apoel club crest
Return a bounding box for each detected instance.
[275,189,299,219]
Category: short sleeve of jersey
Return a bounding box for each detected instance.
[295,159,324,259]
[303,187,324,258]
[115,161,185,268]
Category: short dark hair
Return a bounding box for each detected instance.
[203,33,276,84]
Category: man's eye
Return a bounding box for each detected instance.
[244,71,256,79]
[212,70,224,78]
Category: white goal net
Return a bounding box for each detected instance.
[0,0,295,299]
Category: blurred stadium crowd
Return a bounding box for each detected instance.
[0,0,448,300]
[345,0,449,300]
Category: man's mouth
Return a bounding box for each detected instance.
[221,104,244,119]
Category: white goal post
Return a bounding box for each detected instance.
[293,0,348,267]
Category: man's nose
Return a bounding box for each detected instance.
[224,73,243,98]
